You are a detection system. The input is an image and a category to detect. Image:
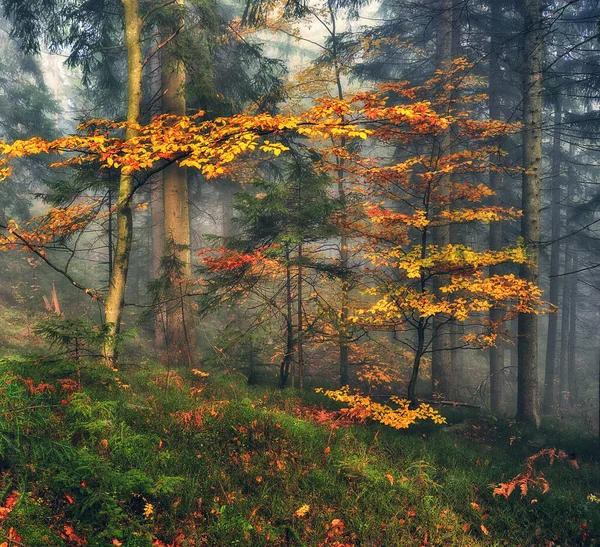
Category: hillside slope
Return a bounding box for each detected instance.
[0,354,598,546]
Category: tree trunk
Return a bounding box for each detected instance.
[162,0,199,368]
[516,0,543,426]
[408,320,426,407]
[328,3,350,388]
[431,0,453,399]
[280,245,294,388]
[297,243,304,389]
[567,253,578,404]
[448,0,463,398]
[542,99,562,414]
[559,247,572,410]
[488,0,504,412]
[103,0,143,365]
[220,183,235,238]
[149,32,166,350]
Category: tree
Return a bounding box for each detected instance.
[517,0,543,426]
[542,98,562,414]
[487,0,505,413]
[430,0,454,400]
[197,155,342,388]
[160,0,199,368]
[339,66,543,406]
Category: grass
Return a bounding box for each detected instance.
[0,354,598,546]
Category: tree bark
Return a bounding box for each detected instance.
[103,0,143,365]
[328,2,350,388]
[149,31,166,350]
[431,0,453,399]
[516,0,543,426]
[162,0,199,368]
[220,184,235,238]
[297,243,305,389]
[542,99,562,414]
[567,253,578,404]
[448,0,463,398]
[280,245,293,388]
[488,0,504,412]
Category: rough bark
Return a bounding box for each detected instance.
[516,0,543,426]
[542,100,562,414]
[162,0,199,368]
[103,0,143,365]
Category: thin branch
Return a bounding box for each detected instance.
[142,0,177,24]
[0,225,102,301]
[142,25,184,67]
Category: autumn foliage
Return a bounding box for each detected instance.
[491,448,579,499]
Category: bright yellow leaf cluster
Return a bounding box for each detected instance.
[317,386,446,430]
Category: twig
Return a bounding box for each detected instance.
[0,224,102,301]
[142,25,184,67]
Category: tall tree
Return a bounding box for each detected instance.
[430,0,453,399]
[148,30,166,350]
[542,98,562,414]
[488,0,505,412]
[161,0,199,368]
[517,0,543,425]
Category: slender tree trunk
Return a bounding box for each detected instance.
[162,0,199,368]
[516,0,542,426]
[103,0,143,365]
[431,0,453,399]
[488,0,504,412]
[408,227,430,405]
[107,183,114,283]
[280,245,293,388]
[408,320,426,407]
[328,2,350,388]
[567,253,578,404]
[297,243,304,389]
[559,247,572,410]
[543,100,562,414]
[448,0,463,398]
[221,183,235,238]
[149,33,166,350]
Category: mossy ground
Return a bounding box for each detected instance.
[0,354,598,546]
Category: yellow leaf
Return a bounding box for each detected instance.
[294,504,310,518]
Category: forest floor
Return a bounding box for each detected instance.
[0,344,598,546]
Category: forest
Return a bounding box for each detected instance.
[0,0,598,545]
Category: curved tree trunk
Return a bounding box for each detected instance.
[516,0,543,426]
[103,0,143,365]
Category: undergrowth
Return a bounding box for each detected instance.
[0,356,597,546]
